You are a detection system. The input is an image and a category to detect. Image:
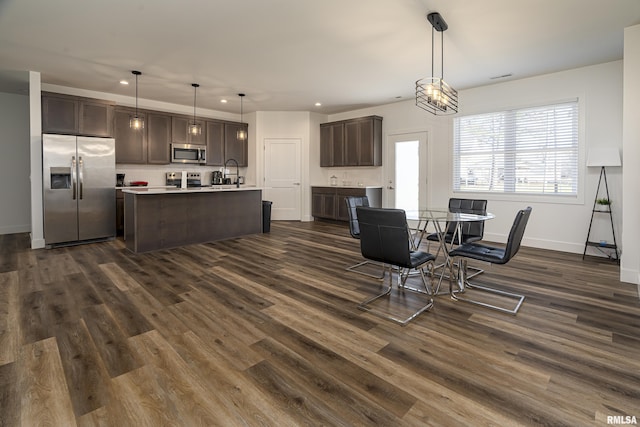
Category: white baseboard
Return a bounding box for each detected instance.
[30,237,45,249]
[0,224,30,235]
[483,232,585,254]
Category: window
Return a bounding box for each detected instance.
[453,101,578,195]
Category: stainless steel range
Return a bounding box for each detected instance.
[166,171,204,188]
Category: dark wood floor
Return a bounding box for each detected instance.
[0,221,638,426]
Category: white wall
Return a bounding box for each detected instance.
[621,24,640,286]
[0,91,30,234]
[316,61,624,256]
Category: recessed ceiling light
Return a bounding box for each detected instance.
[220,99,227,103]
[120,80,129,85]
[315,102,322,107]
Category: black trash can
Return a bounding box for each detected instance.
[262,201,272,233]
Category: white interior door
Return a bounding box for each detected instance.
[385,132,428,211]
[264,138,301,220]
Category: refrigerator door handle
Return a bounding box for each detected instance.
[78,156,84,199]
[71,156,77,200]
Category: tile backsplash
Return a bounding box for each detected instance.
[116,164,248,186]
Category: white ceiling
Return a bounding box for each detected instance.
[1,0,639,114]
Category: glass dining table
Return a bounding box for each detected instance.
[404,208,495,293]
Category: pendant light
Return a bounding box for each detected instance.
[188,83,202,136]
[236,93,247,141]
[415,12,458,115]
[129,71,144,129]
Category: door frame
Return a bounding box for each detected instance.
[263,137,302,221]
[384,131,429,210]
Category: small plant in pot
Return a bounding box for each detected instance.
[596,198,611,206]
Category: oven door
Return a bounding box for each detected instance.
[171,143,201,164]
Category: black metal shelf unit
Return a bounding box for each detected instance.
[583,166,619,263]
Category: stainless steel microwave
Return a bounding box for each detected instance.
[171,143,206,164]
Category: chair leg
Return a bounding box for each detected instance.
[358,263,434,326]
[346,259,385,279]
[449,258,525,315]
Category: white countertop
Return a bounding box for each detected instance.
[311,185,383,189]
[122,185,261,195]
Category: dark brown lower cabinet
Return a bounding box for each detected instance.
[311,186,382,221]
[124,189,262,253]
[116,189,124,236]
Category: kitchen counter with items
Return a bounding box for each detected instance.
[122,185,259,195]
[124,186,263,253]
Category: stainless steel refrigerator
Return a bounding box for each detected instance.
[43,134,116,246]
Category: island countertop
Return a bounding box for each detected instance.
[122,185,261,195]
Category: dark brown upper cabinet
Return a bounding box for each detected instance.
[114,107,147,164]
[147,112,172,164]
[224,122,248,167]
[42,92,114,137]
[320,122,345,167]
[206,120,225,166]
[171,116,206,145]
[320,115,382,167]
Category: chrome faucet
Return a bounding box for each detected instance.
[224,158,240,187]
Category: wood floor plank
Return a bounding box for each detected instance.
[81,304,143,378]
[251,336,407,425]
[173,330,301,426]
[18,337,77,427]
[54,319,111,417]
[97,262,141,292]
[128,330,230,426]
[0,362,19,427]
[0,271,20,365]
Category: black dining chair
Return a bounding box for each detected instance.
[448,207,532,314]
[344,196,384,279]
[426,198,487,279]
[356,206,436,325]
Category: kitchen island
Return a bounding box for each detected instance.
[123,186,263,253]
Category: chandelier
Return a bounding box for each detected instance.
[416,12,458,115]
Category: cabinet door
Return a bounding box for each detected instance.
[114,108,147,164]
[336,188,366,221]
[224,122,248,167]
[42,94,78,134]
[79,100,114,137]
[172,116,206,145]
[320,125,332,167]
[147,112,171,164]
[330,123,345,166]
[344,117,381,166]
[311,188,337,219]
[358,116,382,166]
[206,120,225,166]
[344,121,360,166]
[171,116,189,144]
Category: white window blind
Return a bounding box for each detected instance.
[453,101,578,195]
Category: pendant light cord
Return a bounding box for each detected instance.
[135,73,139,116]
[193,84,198,123]
[441,30,445,81]
[431,26,435,79]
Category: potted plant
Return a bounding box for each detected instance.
[596,198,611,206]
